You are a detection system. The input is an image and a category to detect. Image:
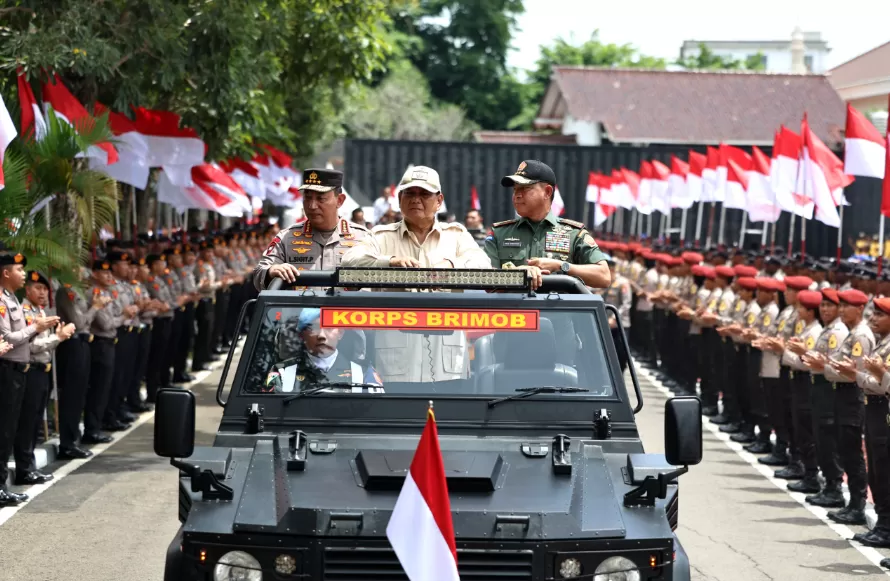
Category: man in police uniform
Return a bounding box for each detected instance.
[106,250,139,429]
[602,254,632,372]
[263,309,382,393]
[484,160,610,290]
[253,168,371,290]
[0,253,60,506]
[18,271,74,484]
[145,254,177,402]
[192,239,219,372]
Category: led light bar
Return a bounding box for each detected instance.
[336,267,528,289]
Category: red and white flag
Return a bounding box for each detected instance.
[157,165,248,217]
[609,169,635,209]
[16,72,46,141]
[552,186,565,216]
[800,114,853,227]
[636,162,655,215]
[667,155,692,209]
[701,146,721,202]
[883,114,890,217]
[470,185,481,210]
[41,74,118,165]
[745,146,781,223]
[0,93,17,190]
[648,159,671,214]
[219,157,266,200]
[132,106,206,170]
[687,150,706,203]
[844,104,886,179]
[90,103,151,189]
[772,126,805,215]
[585,172,600,203]
[594,175,617,227]
[387,408,460,581]
[719,145,752,209]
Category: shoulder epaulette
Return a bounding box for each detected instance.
[349,220,369,231]
[558,218,586,229]
[371,222,401,233]
[441,222,466,230]
[492,219,517,228]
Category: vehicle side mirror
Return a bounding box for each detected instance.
[664,397,702,466]
[154,388,196,459]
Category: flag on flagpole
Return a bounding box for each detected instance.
[880,97,890,218]
[90,103,151,189]
[668,155,692,209]
[844,104,886,179]
[800,114,854,227]
[387,407,460,581]
[585,172,599,203]
[746,146,781,223]
[649,160,671,214]
[701,146,721,202]
[552,187,565,216]
[0,93,17,190]
[41,73,119,165]
[687,150,706,204]
[470,185,481,210]
[16,72,46,141]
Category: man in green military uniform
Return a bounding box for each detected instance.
[484,160,610,289]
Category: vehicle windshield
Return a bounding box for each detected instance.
[241,305,615,398]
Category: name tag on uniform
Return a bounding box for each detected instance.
[503,237,521,248]
[289,256,315,264]
[544,232,571,253]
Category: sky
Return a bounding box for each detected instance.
[508,0,890,74]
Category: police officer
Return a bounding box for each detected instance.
[783,289,824,493]
[18,271,74,484]
[145,254,177,402]
[262,308,382,393]
[822,288,873,525]
[725,275,761,444]
[172,245,199,383]
[855,296,890,547]
[55,270,110,458]
[0,253,60,506]
[106,250,139,429]
[484,160,610,290]
[798,288,848,508]
[602,254,632,372]
[192,240,219,372]
[632,251,660,368]
[465,209,488,247]
[129,257,157,411]
[253,168,371,290]
[742,278,782,455]
[682,265,717,410]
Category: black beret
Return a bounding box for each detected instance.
[146,254,166,265]
[25,270,50,287]
[0,252,26,268]
[107,250,132,263]
[92,259,111,271]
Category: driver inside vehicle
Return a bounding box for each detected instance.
[263,308,383,393]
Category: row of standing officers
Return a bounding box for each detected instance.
[0,231,266,507]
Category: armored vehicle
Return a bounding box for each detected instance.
[154,267,702,581]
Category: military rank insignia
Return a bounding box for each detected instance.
[828,335,837,349]
[806,336,815,349]
[852,342,862,357]
[763,315,771,327]
[264,236,281,257]
[544,232,570,254]
[747,312,756,325]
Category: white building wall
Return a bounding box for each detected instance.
[681,46,828,74]
[562,115,600,146]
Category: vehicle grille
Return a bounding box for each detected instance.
[323,547,534,581]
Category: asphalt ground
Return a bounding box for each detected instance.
[0,355,888,581]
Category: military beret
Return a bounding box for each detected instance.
[136,256,147,266]
[784,276,813,290]
[873,297,890,315]
[682,251,704,264]
[0,252,26,268]
[701,267,716,280]
[146,254,166,265]
[641,251,656,261]
[737,277,758,291]
[715,265,736,279]
[838,288,869,307]
[25,270,50,287]
[615,243,629,253]
[734,265,758,277]
[756,277,785,292]
[821,288,840,305]
[297,308,321,331]
[107,250,131,263]
[690,265,708,277]
[797,290,823,309]
[811,262,829,273]
[765,255,783,266]
[92,259,111,271]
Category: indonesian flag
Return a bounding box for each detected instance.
[844,104,886,179]
[40,74,118,165]
[470,185,481,210]
[387,408,460,581]
[90,103,151,189]
[594,176,617,227]
[610,169,635,209]
[260,144,300,181]
[883,116,890,217]
[772,126,805,215]
[16,72,46,141]
[701,146,721,202]
[687,150,706,203]
[668,155,692,209]
[585,172,600,203]
[649,159,671,213]
[0,93,16,190]
[636,162,654,215]
[132,106,206,169]
[800,114,854,227]
[219,158,266,200]
[745,146,781,223]
[157,166,247,217]
[718,145,752,209]
[252,153,295,199]
[552,186,565,216]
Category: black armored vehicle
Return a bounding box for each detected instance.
[154,267,702,581]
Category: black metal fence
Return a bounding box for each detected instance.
[345,139,883,258]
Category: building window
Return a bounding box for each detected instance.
[804,55,813,72]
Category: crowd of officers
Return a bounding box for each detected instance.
[0,228,271,507]
[597,239,890,565]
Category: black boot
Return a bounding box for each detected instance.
[730,427,757,443]
[719,421,743,433]
[806,481,845,508]
[774,462,804,480]
[856,527,890,548]
[757,451,789,465]
[710,414,732,426]
[701,405,719,417]
[745,440,772,454]
[787,473,821,493]
[828,499,867,525]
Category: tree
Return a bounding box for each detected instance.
[509,33,667,130]
[676,43,767,71]
[0,0,398,159]
[393,0,527,130]
[342,61,478,141]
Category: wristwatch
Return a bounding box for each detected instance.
[560,261,571,274]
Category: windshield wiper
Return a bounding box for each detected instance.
[282,382,383,404]
[487,386,590,408]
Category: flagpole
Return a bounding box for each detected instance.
[879,216,885,276]
[738,212,747,248]
[801,216,807,259]
[694,202,704,248]
[647,213,653,239]
[680,208,689,246]
[705,202,716,248]
[761,221,768,247]
[787,212,796,256]
[770,220,776,253]
[717,204,727,246]
[131,187,138,242]
[630,209,638,241]
[836,204,844,261]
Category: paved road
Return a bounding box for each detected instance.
[0,361,888,581]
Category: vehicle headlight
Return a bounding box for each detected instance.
[214,550,263,581]
[558,557,582,578]
[594,556,640,581]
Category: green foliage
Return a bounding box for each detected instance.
[509,33,667,130]
[676,43,767,71]
[1,0,397,160]
[393,0,526,130]
[342,61,478,141]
